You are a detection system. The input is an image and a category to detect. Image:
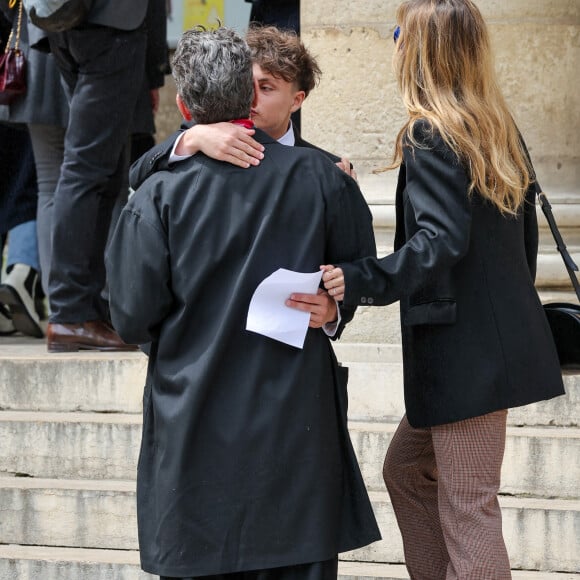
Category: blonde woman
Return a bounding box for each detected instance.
[319,0,565,578]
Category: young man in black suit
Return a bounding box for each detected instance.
[129,25,355,183]
[129,24,358,331]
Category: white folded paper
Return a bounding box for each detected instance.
[246,268,323,349]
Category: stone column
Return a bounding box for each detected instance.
[301,0,580,292]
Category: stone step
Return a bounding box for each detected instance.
[338,561,580,580]
[347,491,580,573]
[0,478,137,551]
[339,561,580,580]
[0,479,577,572]
[0,342,147,414]
[342,361,580,426]
[0,412,577,499]
[0,546,152,580]
[0,411,142,480]
[1,338,578,427]
[0,546,577,580]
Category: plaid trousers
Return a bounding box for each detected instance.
[383,410,511,580]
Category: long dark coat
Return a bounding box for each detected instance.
[106,129,381,577]
[340,120,565,428]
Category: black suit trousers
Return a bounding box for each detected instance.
[47,25,146,323]
[159,556,338,579]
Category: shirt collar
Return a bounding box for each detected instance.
[277,122,295,146]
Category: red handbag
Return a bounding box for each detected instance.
[0,0,27,105]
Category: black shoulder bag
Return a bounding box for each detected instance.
[536,186,580,370]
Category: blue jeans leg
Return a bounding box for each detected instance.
[7,220,40,272]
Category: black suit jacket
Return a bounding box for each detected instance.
[340,120,564,427]
[107,129,380,575]
[88,0,148,30]
[128,122,357,337]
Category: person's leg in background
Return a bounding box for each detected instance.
[45,26,145,352]
[383,411,511,580]
[0,220,43,337]
[0,123,43,338]
[0,234,15,336]
[28,123,66,304]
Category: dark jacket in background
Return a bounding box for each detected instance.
[132,0,168,136]
[86,0,148,30]
[246,0,300,33]
[0,7,43,234]
[0,1,68,126]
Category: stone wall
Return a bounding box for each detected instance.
[300,0,580,201]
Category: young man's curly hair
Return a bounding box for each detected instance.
[245,25,321,96]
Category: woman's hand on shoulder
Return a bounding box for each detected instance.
[336,157,358,181]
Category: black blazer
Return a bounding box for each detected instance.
[340,120,564,428]
[128,122,357,337]
[88,0,148,30]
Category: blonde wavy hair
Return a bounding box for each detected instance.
[388,0,532,214]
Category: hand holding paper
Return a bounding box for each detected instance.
[246,268,323,349]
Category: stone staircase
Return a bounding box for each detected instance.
[0,336,578,579]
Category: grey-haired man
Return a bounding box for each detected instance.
[106,27,379,580]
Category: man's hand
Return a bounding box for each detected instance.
[321,265,345,302]
[177,123,265,167]
[285,288,338,328]
[336,157,357,181]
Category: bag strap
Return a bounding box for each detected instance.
[534,181,580,301]
[5,0,23,53]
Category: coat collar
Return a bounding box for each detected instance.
[253,128,278,146]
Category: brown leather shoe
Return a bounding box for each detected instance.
[47,320,139,353]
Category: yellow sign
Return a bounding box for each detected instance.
[183,0,224,30]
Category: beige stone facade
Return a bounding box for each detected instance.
[301,0,579,196]
[299,0,580,292]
